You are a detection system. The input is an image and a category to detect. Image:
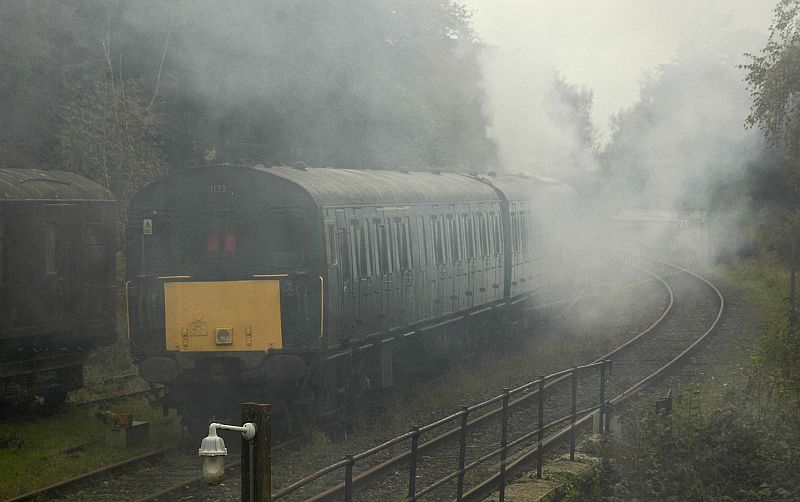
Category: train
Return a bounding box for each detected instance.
[125,164,576,433]
[0,168,117,408]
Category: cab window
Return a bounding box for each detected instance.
[262,211,306,268]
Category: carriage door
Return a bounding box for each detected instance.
[395,215,414,325]
[41,203,78,325]
[324,216,340,341]
[334,209,356,340]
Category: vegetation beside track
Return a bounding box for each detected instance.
[598,256,800,500]
[0,398,182,499]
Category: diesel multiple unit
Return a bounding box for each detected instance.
[126,164,574,431]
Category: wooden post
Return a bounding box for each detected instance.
[241,402,271,502]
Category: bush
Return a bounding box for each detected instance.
[601,398,800,501]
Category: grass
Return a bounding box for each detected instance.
[0,398,184,499]
[594,255,800,500]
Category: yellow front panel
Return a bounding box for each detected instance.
[164,280,282,352]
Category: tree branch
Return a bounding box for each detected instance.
[149,31,170,109]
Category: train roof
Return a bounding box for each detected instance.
[0,169,114,201]
[255,165,500,205]
[483,173,574,203]
[134,164,574,210]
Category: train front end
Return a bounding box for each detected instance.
[125,165,324,430]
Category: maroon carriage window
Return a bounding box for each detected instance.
[223,232,237,253]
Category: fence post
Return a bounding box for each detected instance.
[240,402,271,502]
[344,455,354,502]
[407,426,420,501]
[456,406,469,502]
[599,362,606,434]
[570,368,577,461]
[537,376,545,479]
[499,388,510,502]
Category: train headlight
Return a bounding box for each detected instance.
[214,328,233,345]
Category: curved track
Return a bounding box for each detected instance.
[281,256,724,501]
[15,255,723,502]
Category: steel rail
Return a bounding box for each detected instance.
[461,258,725,501]
[288,261,663,502]
[6,447,174,502]
[286,256,713,502]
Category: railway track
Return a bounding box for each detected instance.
[13,254,714,501]
[8,433,309,502]
[271,255,724,501]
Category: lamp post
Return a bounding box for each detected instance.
[198,422,256,485]
[198,402,271,502]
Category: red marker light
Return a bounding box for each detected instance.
[224,233,237,253]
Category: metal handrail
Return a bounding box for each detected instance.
[272,360,612,501]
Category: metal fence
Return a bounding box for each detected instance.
[273,359,612,502]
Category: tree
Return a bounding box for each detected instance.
[56,83,165,225]
[744,0,800,192]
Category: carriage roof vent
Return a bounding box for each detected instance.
[291,161,308,171]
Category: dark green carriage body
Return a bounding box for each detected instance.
[125,164,573,427]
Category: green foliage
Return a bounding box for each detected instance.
[743,0,800,194]
[0,1,497,177]
[603,400,800,501]
[599,258,800,501]
[56,83,166,210]
[727,252,800,407]
[598,37,762,212]
[550,75,598,153]
[0,399,182,499]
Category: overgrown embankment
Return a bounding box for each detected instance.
[599,257,800,500]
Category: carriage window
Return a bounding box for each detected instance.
[45,222,57,274]
[448,215,460,262]
[389,219,400,272]
[352,221,371,278]
[84,224,108,268]
[433,218,445,265]
[326,223,337,265]
[521,211,530,251]
[464,213,476,260]
[377,222,392,274]
[478,213,489,257]
[364,220,374,275]
[397,219,412,271]
[492,213,502,255]
[416,215,428,268]
[338,229,352,281]
[509,213,516,254]
[486,213,494,256]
